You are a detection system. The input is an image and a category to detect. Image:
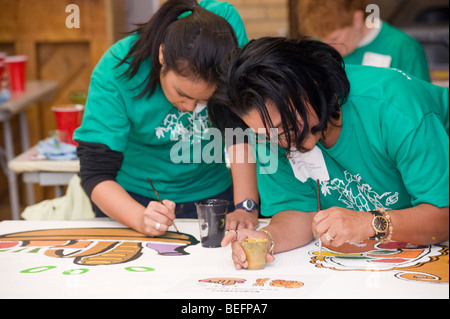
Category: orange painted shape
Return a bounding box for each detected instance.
[0,228,191,244]
[27,240,68,247]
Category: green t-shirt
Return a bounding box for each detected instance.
[344,22,431,82]
[74,0,249,202]
[255,64,449,216]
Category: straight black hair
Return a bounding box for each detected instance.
[116,0,238,98]
[209,37,350,153]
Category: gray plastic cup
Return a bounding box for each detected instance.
[195,199,229,248]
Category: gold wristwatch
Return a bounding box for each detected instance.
[369,207,389,241]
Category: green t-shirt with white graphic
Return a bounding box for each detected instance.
[344,22,431,82]
[255,64,449,216]
[73,0,249,202]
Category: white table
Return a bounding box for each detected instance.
[0,81,58,220]
[8,144,79,202]
[0,219,447,300]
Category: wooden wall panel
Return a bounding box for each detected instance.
[37,42,91,140]
[0,0,121,212]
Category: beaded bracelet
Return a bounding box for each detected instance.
[379,209,394,244]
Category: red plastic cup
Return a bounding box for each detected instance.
[5,55,27,93]
[51,104,84,145]
[0,63,4,84]
[0,52,6,84]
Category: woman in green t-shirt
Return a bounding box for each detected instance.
[211,37,449,270]
[297,0,431,82]
[74,0,260,237]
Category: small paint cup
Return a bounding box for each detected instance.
[242,238,268,270]
[5,55,27,93]
[51,104,84,145]
[195,199,229,248]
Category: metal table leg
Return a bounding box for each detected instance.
[18,111,34,205]
[2,119,20,220]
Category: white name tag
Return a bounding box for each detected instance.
[362,52,392,68]
[288,146,330,182]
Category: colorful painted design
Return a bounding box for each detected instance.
[254,278,304,288]
[310,240,448,284]
[199,278,246,286]
[0,228,199,266]
[199,277,304,289]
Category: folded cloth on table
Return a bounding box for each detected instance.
[38,137,77,160]
[21,175,95,220]
[0,89,10,103]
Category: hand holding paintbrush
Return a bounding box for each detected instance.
[317,179,323,256]
[316,179,334,256]
[147,178,180,233]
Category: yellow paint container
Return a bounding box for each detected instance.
[242,238,268,270]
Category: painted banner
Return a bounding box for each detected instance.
[0,220,447,299]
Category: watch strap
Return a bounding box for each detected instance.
[370,209,383,217]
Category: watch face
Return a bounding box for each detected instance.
[244,199,254,210]
[373,216,388,232]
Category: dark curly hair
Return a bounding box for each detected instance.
[209,37,350,153]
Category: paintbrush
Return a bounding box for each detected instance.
[316,179,322,256]
[147,177,180,233]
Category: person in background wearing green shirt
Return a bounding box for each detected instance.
[74,0,260,237]
[297,0,431,82]
[212,37,449,270]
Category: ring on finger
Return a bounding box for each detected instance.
[155,222,161,231]
[325,232,334,241]
[225,229,238,239]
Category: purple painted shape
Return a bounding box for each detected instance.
[146,242,187,256]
